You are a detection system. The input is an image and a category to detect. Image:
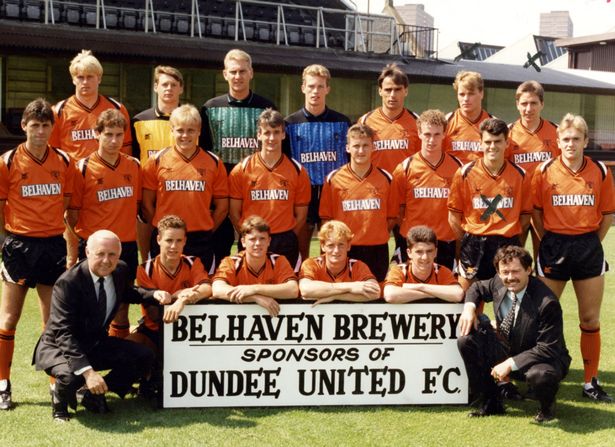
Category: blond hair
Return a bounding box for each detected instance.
[224,49,252,68]
[417,109,447,130]
[69,49,103,78]
[302,64,330,85]
[170,104,201,128]
[558,113,588,139]
[318,220,354,244]
[453,70,483,92]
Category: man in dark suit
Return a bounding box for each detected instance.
[34,229,170,421]
[457,245,571,423]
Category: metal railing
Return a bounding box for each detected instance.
[18,0,438,59]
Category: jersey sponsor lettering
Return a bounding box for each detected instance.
[96,186,134,202]
[300,151,338,163]
[551,194,595,207]
[471,196,514,209]
[413,187,449,199]
[165,180,206,192]
[221,137,258,150]
[21,183,61,197]
[373,139,409,151]
[71,129,97,142]
[451,140,481,152]
[513,151,553,165]
[250,189,289,201]
[341,198,382,211]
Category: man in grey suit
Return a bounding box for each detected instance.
[34,230,170,421]
[457,245,571,423]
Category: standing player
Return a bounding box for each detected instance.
[0,99,76,410]
[319,124,398,283]
[228,109,310,271]
[448,118,531,291]
[284,64,351,260]
[443,71,493,164]
[142,105,228,274]
[66,109,141,339]
[131,65,184,261]
[384,226,463,303]
[50,49,132,160]
[391,109,462,270]
[533,114,615,402]
[358,64,421,174]
[212,215,299,317]
[508,80,559,251]
[299,220,380,304]
[200,49,276,265]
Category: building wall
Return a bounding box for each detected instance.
[2,54,615,151]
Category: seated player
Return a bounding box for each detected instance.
[127,215,212,356]
[299,220,380,304]
[383,226,464,303]
[212,215,299,317]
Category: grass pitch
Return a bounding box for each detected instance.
[2,233,615,446]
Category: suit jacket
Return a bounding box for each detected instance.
[34,259,156,373]
[465,275,571,373]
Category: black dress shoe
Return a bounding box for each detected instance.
[498,382,523,400]
[81,390,110,414]
[50,390,70,422]
[534,404,556,423]
[468,398,506,417]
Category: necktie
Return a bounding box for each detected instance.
[499,292,518,340]
[97,277,107,324]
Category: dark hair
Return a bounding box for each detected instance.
[516,80,544,102]
[493,245,532,270]
[479,118,509,140]
[407,225,437,248]
[21,98,54,125]
[95,108,126,133]
[240,215,270,237]
[378,64,409,88]
[257,108,285,131]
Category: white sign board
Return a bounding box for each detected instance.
[163,303,468,407]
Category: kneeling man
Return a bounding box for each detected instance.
[212,215,299,317]
[384,226,463,303]
[299,220,380,304]
[457,245,571,423]
[34,230,168,421]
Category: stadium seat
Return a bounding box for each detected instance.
[23,0,42,21]
[62,2,83,25]
[2,0,22,19]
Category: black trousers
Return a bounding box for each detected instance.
[457,317,566,409]
[46,336,154,402]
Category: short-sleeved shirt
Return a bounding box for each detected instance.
[299,256,375,283]
[142,146,228,230]
[131,106,174,163]
[50,95,132,160]
[447,159,532,237]
[0,144,76,237]
[392,152,462,242]
[443,109,492,164]
[358,107,421,173]
[199,92,276,165]
[532,156,615,235]
[137,254,210,331]
[229,153,311,234]
[213,251,296,286]
[284,107,351,185]
[384,262,457,287]
[507,119,559,175]
[70,152,141,242]
[319,164,398,246]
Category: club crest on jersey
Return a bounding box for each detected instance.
[124,174,132,182]
[21,173,28,180]
[51,171,60,179]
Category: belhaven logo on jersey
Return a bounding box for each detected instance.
[165,180,206,192]
[97,186,134,202]
[513,151,553,165]
[451,141,482,152]
[71,128,97,142]
[300,151,338,163]
[21,183,61,197]
[373,139,408,151]
[221,137,258,149]
[472,195,514,210]
[413,187,449,199]
[250,189,289,201]
[341,198,381,211]
[551,194,595,206]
